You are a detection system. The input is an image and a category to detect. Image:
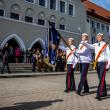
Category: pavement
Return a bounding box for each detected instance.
[0,71,110,110]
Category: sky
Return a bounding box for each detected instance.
[91,0,110,10]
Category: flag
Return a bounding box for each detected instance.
[48,21,61,64]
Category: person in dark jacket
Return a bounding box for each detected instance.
[32,53,37,72]
[1,51,11,74]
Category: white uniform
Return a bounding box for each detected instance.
[76,41,92,63]
[82,41,110,68]
[59,45,78,68]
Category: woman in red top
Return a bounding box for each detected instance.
[15,47,20,63]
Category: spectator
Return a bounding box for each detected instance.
[32,52,37,72]
[36,49,42,72]
[0,48,2,62]
[9,46,14,63]
[26,48,32,63]
[2,43,10,56]
[61,51,66,71]
[1,51,11,74]
[15,47,20,63]
[55,50,63,72]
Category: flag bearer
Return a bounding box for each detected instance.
[82,33,110,100]
[60,38,78,93]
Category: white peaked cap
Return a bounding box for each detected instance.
[97,33,104,37]
[82,33,88,37]
[68,37,74,41]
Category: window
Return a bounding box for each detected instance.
[50,0,56,10]
[60,1,65,13]
[10,4,20,20]
[0,9,4,16]
[10,13,19,20]
[97,22,100,29]
[106,26,109,32]
[87,19,89,23]
[91,21,95,28]
[26,0,34,3]
[25,16,33,23]
[59,24,65,30]
[102,24,105,31]
[38,19,45,25]
[69,4,73,16]
[39,0,45,6]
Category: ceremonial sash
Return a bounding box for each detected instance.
[79,45,84,50]
[93,43,107,70]
[66,48,77,60]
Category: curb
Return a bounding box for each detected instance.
[0,71,99,78]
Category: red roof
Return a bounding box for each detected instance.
[82,0,110,22]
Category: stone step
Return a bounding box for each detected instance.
[0,63,33,73]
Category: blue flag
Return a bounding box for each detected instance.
[49,22,61,64]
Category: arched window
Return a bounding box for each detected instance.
[59,17,65,30]
[10,4,21,20]
[0,0,5,16]
[25,8,33,23]
[38,12,45,26]
[50,15,56,27]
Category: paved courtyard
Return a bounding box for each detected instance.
[0,72,110,110]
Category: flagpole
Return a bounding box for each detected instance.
[47,23,49,57]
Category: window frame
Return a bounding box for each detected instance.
[25,16,33,23]
[59,24,65,30]
[50,0,56,10]
[38,19,45,26]
[68,3,75,16]
[38,0,47,7]
[59,0,66,13]
[10,12,20,20]
[0,9,5,16]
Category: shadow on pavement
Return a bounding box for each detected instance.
[81,84,110,96]
[0,99,63,110]
[89,84,110,90]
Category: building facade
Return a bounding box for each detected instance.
[83,1,110,44]
[0,0,87,51]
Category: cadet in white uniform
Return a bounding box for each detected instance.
[76,33,92,95]
[59,38,78,93]
[82,33,110,100]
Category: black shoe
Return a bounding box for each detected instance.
[82,91,89,94]
[95,96,101,100]
[76,91,81,96]
[64,90,69,93]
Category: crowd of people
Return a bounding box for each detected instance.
[0,43,67,73]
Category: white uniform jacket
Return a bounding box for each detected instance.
[76,41,92,63]
[59,45,78,68]
[82,41,110,69]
